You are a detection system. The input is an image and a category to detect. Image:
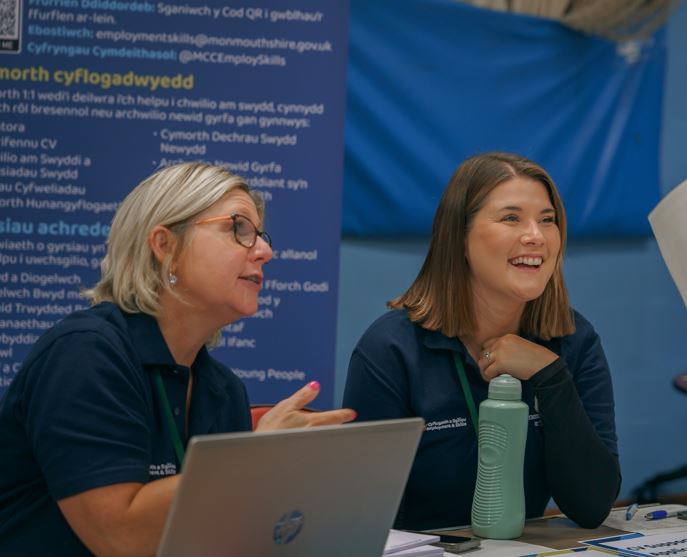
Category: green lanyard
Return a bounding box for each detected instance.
[152,369,186,467]
[453,354,479,437]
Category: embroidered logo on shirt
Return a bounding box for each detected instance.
[528,413,542,427]
[149,462,177,476]
[425,417,468,431]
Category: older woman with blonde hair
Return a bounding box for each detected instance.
[344,152,620,531]
[0,162,354,557]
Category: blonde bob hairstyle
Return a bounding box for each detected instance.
[389,152,575,340]
[83,162,263,316]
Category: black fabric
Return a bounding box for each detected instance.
[530,358,621,527]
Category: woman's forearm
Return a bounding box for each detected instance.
[531,360,621,527]
[58,475,180,557]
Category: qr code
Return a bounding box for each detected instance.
[0,0,22,53]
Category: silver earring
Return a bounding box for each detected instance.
[168,272,177,286]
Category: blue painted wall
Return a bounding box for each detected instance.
[335,2,687,502]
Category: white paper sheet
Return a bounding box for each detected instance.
[385,529,441,554]
[603,504,687,535]
[472,538,554,557]
[518,549,626,557]
[585,531,687,557]
[390,544,444,556]
[649,178,687,308]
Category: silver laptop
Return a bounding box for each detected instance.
[156,418,424,557]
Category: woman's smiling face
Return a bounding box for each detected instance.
[466,176,561,308]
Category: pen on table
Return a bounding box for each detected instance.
[625,503,639,521]
[645,510,678,521]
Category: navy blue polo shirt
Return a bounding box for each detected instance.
[343,308,617,530]
[0,302,251,556]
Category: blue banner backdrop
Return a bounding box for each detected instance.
[343,0,665,238]
[0,0,349,407]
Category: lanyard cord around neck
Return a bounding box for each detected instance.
[453,354,479,437]
[152,369,186,466]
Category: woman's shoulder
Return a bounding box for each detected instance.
[37,302,126,343]
[23,303,130,365]
[556,308,605,364]
[359,309,422,341]
[354,309,430,361]
[568,308,599,340]
[9,303,145,404]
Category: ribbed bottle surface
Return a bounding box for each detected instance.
[471,421,507,523]
[471,374,528,540]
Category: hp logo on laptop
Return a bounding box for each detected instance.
[273,510,305,545]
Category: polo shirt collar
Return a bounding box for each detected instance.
[422,327,468,354]
[421,324,545,353]
[192,347,232,396]
[124,310,177,368]
[122,309,233,430]
[122,311,229,389]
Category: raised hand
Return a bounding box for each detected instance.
[255,381,357,432]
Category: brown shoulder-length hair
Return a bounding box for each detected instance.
[389,152,575,340]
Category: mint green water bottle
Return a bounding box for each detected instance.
[471,374,528,539]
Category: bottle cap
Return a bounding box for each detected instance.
[488,373,522,400]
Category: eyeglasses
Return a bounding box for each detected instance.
[193,213,272,248]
